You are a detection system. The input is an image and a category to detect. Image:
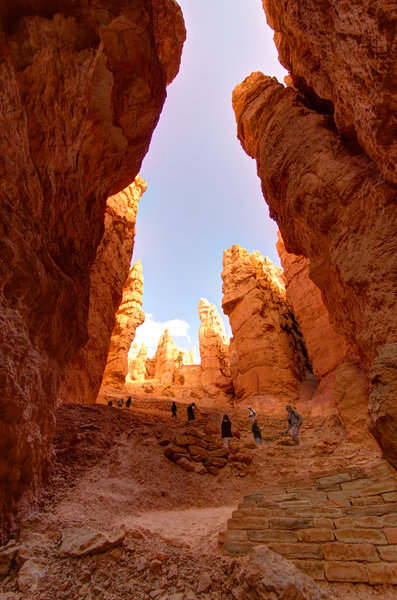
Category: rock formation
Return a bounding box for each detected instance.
[222,245,310,403]
[369,344,397,470]
[127,343,149,384]
[154,329,178,384]
[0,0,185,542]
[232,1,396,459]
[58,176,147,405]
[198,298,233,397]
[101,260,145,388]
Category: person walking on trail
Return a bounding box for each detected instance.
[248,406,256,421]
[171,401,177,419]
[117,398,124,408]
[221,414,233,448]
[285,405,302,445]
[187,402,196,421]
[252,419,262,445]
[126,396,132,409]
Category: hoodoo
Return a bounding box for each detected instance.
[233,1,397,460]
[101,260,145,388]
[0,0,185,541]
[222,245,310,404]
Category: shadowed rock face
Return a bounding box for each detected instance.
[58,177,147,406]
[233,1,396,462]
[0,0,185,541]
[222,245,310,403]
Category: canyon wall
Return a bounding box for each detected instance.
[233,0,396,459]
[198,298,233,398]
[222,245,310,404]
[0,0,185,542]
[101,260,145,388]
[58,177,147,405]
[127,343,148,384]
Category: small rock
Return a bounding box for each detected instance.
[177,457,195,472]
[59,526,125,557]
[149,559,163,575]
[196,572,212,593]
[17,558,47,592]
[195,463,206,474]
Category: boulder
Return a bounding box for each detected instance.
[59,526,125,557]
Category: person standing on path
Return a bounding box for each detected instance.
[285,405,302,445]
[252,419,262,445]
[187,402,196,421]
[171,401,177,419]
[221,414,233,448]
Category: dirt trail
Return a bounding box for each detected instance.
[1,400,395,599]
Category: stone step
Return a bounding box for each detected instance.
[219,465,397,584]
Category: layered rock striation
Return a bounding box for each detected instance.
[0,0,185,542]
[233,1,396,460]
[198,298,233,397]
[58,177,147,405]
[127,343,149,384]
[222,245,310,403]
[101,260,145,388]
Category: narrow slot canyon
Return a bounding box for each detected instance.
[0,1,396,599]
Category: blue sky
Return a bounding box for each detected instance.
[132,0,288,358]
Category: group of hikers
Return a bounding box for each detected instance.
[171,400,303,446]
[107,396,132,408]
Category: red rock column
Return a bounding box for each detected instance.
[58,177,147,405]
[198,298,233,397]
[222,245,310,403]
[0,0,185,542]
[101,260,145,389]
[154,329,178,385]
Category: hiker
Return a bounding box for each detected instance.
[285,405,302,445]
[187,402,196,421]
[126,396,132,409]
[117,398,124,408]
[107,400,113,407]
[252,419,262,445]
[221,414,233,448]
[171,401,177,419]
[248,406,256,421]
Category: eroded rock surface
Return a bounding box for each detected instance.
[154,329,178,385]
[233,2,397,461]
[58,177,147,405]
[127,343,149,384]
[369,344,397,470]
[102,260,145,388]
[198,298,233,398]
[222,245,310,403]
[0,0,185,542]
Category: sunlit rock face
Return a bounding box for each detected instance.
[0,0,185,542]
[222,245,310,403]
[369,344,397,469]
[198,298,233,398]
[101,260,145,388]
[154,329,178,384]
[233,0,396,462]
[58,177,147,405]
[127,343,148,384]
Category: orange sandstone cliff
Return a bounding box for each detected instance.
[101,260,145,389]
[154,329,178,385]
[222,245,310,405]
[232,0,396,461]
[0,0,185,541]
[58,177,147,405]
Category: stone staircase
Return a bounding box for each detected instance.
[219,462,397,584]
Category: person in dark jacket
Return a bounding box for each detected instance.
[187,403,196,421]
[171,401,177,418]
[221,414,233,448]
[117,398,124,408]
[126,396,132,408]
[252,419,262,445]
